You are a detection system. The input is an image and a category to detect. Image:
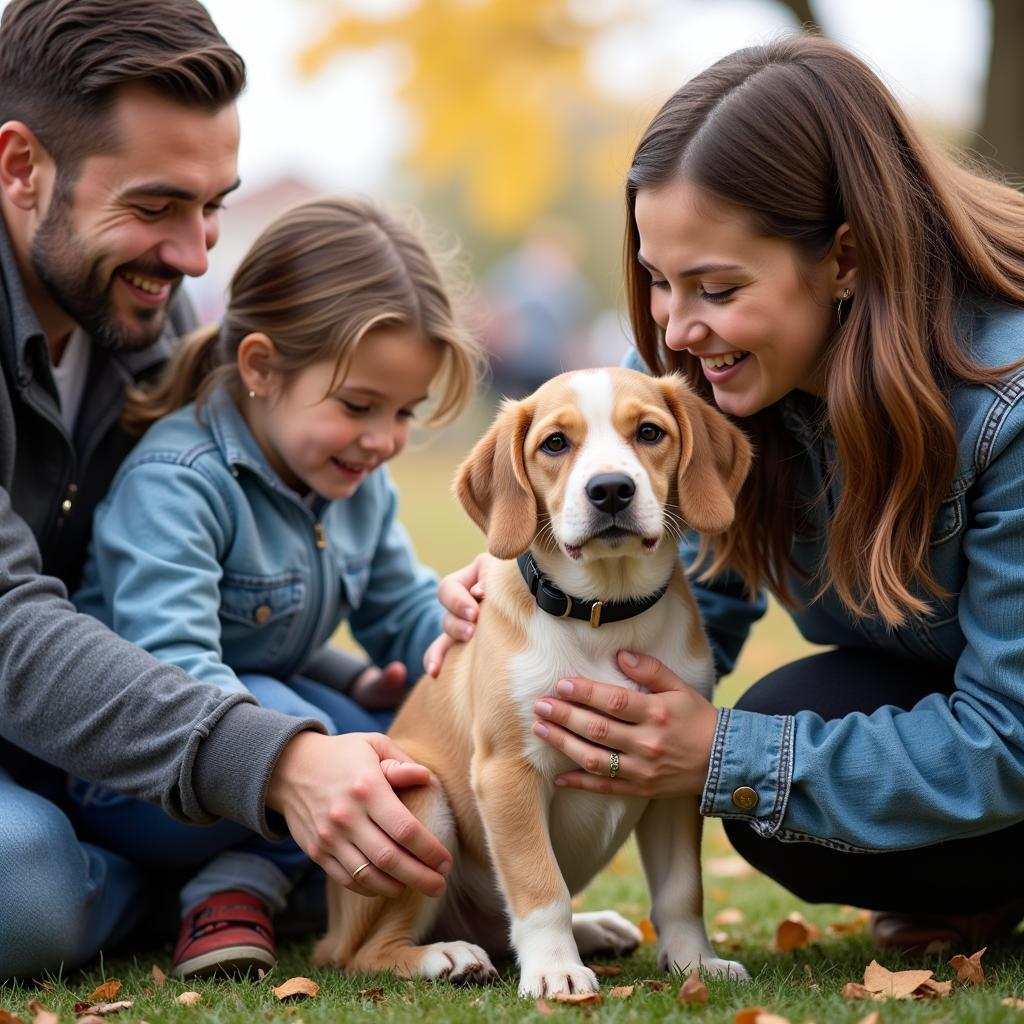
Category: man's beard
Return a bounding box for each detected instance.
[31,187,181,352]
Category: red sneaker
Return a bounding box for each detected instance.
[172,890,277,979]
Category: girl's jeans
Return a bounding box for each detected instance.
[1,675,393,980]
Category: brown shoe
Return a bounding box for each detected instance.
[870,898,1024,955]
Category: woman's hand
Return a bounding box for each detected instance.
[531,651,718,799]
[266,731,452,898]
[351,660,407,709]
[422,553,492,676]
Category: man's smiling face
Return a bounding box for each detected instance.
[31,83,240,351]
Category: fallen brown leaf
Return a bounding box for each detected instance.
[841,982,872,1000]
[638,918,657,943]
[678,972,708,1005]
[639,978,669,991]
[27,1005,57,1024]
[609,985,635,998]
[176,992,201,1006]
[713,907,745,926]
[535,998,555,1016]
[734,1008,770,1023]
[0,1010,24,1024]
[150,965,166,987]
[915,977,952,998]
[356,988,385,1002]
[950,947,987,986]
[75,1000,133,1016]
[588,964,623,976]
[775,912,819,952]
[863,960,933,1000]
[550,992,604,1006]
[271,977,320,1002]
[88,981,121,1002]
[828,917,867,936]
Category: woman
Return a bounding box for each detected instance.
[436,35,1024,952]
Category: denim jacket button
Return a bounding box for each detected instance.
[731,786,758,811]
[254,604,273,625]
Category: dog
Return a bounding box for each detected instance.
[314,367,752,996]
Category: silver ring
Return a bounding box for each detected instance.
[608,751,620,780]
[352,861,372,880]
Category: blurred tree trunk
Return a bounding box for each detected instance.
[978,0,1024,181]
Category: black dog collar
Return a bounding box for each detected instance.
[516,552,669,629]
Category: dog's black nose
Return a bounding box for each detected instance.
[586,473,635,515]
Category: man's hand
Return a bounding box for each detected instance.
[266,731,452,897]
[531,651,718,799]
[423,553,492,676]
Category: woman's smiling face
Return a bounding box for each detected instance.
[635,178,842,418]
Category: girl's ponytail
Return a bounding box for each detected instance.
[121,324,229,435]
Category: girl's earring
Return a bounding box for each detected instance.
[248,389,256,399]
[836,287,852,325]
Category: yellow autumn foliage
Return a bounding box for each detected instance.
[298,0,638,234]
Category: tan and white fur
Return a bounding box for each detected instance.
[315,368,752,995]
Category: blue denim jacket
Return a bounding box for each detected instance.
[74,387,443,693]
[628,299,1024,852]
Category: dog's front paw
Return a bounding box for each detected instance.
[518,961,599,998]
[658,946,750,981]
[572,910,643,957]
[699,956,750,980]
[420,941,498,985]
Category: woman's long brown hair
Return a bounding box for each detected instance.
[625,36,1024,627]
[123,195,481,434]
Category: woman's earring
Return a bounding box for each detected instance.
[248,389,256,399]
[836,287,852,325]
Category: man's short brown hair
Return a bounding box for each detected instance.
[0,0,246,176]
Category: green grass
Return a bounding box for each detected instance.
[7,412,1024,1021]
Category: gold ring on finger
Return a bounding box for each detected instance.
[608,751,620,780]
[352,861,372,880]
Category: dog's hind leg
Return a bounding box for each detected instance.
[313,777,498,985]
[636,796,749,979]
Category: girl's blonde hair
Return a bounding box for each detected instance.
[123,195,482,433]
[625,36,1024,629]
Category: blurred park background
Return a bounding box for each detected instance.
[175,0,1024,687]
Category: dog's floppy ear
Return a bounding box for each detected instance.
[659,375,753,534]
[454,397,538,558]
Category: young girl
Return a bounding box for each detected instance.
[71,195,481,977]
[440,36,1024,955]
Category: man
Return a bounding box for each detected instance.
[0,0,450,980]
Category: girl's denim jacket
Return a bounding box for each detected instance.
[628,299,1024,852]
[74,387,443,694]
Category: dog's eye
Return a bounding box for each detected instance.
[540,433,569,455]
[637,422,665,444]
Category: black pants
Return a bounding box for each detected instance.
[724,648,1024,913]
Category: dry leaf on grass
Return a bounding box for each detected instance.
[150,965,166,987]
[550,992,604,1006]
[176,992,201,1007]
[609,985,635,998]
[713,907,745,926]
[916,977,952,998]
[26,1003,58,1024]
[863,960,934,999]
[678,973,708,1005]
[88,981,121,1002]
[588,964,623,976]
[733,1008,771,1023]
[271,977,320,1001]
[842,982,872,1000]
[775,912,819,952]
[638,918,657,943]
[950,947,987,985]
[73,1000,133,1016]
[356,988,385,1002]
[638,978,669,991]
